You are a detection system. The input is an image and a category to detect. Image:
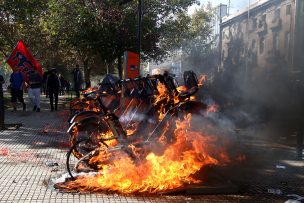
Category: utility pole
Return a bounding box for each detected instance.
[120,0,142,70]
[218,4,223,73]
[138,0,142,59]
[245,0,250,79]
[228,0,231,15]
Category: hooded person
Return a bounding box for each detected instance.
[46,68,61,111]
[72,64,82,98]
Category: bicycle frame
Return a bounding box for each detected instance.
[67,71,202,179]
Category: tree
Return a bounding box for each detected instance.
[1,0,201,83]
[43,0,199,81]
[181,4,215,72]
[0,0,57,71]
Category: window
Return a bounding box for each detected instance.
[250,18,257,30]
[273,33,279,51]
[260,37,265,54]
[259,14,266,28]
[286,4,291,15]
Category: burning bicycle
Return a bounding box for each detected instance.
[67,71,205,176]
[56,71,229,194]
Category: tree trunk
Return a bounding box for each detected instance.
[83,58,91,89]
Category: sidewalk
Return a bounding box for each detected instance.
[0,94,303,202]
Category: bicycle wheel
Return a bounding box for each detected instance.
[69,119,111,160]
[66,138,112,179]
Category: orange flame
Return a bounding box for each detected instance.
[82,87,98,94]
[153,82,170,120]
[57,114,229,194]
[61,74,230,194]
[126,129,136,136]
[198,74,207,87]
[176,86,187,93]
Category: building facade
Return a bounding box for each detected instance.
[220,0,304,81]
[218,0,304,115]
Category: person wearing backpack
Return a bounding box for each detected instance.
[46,68,61,111]
[27,69,43,112]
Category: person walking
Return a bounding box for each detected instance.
[72,64,82,98]
[59,74,65,95]
[65,79,71,94]
[46,68,61,111]
[42,69,50,97]
[27,69,42,112]
[9,66,26,111]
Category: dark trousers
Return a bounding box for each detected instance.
[11,88,25,104]
[49,89,59,110]
[75,88,80,98]
[74,84,80,98]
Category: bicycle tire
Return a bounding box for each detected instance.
[69,120,110,160]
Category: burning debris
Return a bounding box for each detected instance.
[55,71,236,194]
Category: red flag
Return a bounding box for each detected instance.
[6,40,43,77]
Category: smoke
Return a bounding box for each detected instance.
[119,110,147,124]
[181,39,304,136]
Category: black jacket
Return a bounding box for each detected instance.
[46,73,61,91]
[28,71,42,89]
[73,68,82,85]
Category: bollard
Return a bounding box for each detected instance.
[297,130,303,159]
